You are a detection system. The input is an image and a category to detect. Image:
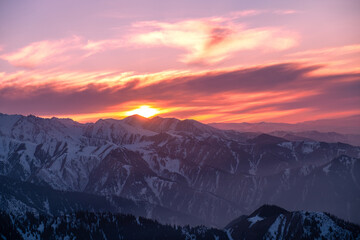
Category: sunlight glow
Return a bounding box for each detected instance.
[125,105,160,118]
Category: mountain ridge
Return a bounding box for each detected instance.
[0,112,359,227]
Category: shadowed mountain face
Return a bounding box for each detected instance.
[0,113,360,226]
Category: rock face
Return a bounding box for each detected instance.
[0,113,360,226]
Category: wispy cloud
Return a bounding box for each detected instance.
[287,44,360,74]
[82,39,124,57]
[0,37,82,68]
[0,37,125,68]
[230,9,298,18]
[130,18,298,65]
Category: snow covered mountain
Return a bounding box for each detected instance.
[225,205,360,240]
[0,113,360,226]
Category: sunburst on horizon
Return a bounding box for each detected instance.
[125,105,160,118]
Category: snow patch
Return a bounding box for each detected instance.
[278,142,293,150]
[247,214,264,227]
[323,164,331,174]
[301,142,320,154]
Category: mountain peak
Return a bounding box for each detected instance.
[249,133,286,145]
[249,204,289,218]
[122,114,149,127]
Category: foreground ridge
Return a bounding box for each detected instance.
[1,205,359,240]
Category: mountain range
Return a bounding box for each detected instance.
[0,112,359,231]
[209,115,360,135]
[210,115,360,147]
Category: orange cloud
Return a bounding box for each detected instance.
[131,18,298,65]
[0,61,358,124]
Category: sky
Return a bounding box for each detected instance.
[0,0,359,123]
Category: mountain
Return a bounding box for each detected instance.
[0,113,360,226]
[0,175,202,226]
[209,114,360,135]
[1,205,359,240]
[225,205,360,240]
[270,130,360,147]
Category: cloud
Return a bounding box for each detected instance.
[0,37,125,68]
[1,11,299,68]
[286,44,360,75]
[273,10,298,15]
[230,9,297,18]
[130,18,298,65]
[0,63,359,123]
[82,39,124,57]
[0,37,83,68]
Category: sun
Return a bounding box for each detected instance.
[125,105,160,118]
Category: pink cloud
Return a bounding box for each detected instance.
[131,18,298,65]
[230,9,297,18]
[0,37,82,68]
[0,36,125,68]
[82,39,124,57]
[230,10,266,18]
[273,10,298,15]
[286,44,360,74]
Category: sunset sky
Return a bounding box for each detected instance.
[0,0,359,123]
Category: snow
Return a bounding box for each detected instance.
[265,214,286,239]
[0,114,21,136]
[247,214,264,227]
[37,223,44,233]
[136,216,141,225]
[160,157,181,174]
[17,227,40,240]
[278,142,293,150]
[323,163,331,174]
[283,168,290,179]
[224,229,234,240]
[299,165,312,176]
[43,198,50,214]
[300,211,353,239]
[338,156,355,168]
[249,153,263,175]
[301,141,320,154]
